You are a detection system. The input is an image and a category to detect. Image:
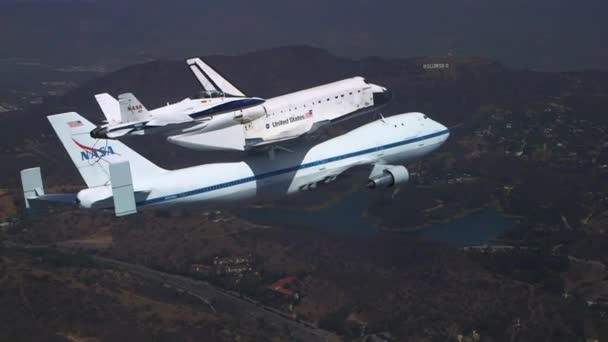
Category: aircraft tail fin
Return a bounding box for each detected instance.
[118,93,150,123]
[47,112,166,188]
[94,93,121,124]
[186,57,246,97]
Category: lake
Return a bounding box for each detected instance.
[237,190,513,247]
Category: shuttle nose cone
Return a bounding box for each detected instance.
[373,88,392,106]
[90,126,108,139]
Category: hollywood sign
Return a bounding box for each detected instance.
[423,63,450,70]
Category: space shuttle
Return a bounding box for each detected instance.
[91,58,392,152]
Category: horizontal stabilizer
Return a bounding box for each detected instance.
[21,167,79,212]
[186,57,246,97]
[20,167,44,209]
[29,193,79,205]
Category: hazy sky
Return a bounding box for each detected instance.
[1,0,607,70]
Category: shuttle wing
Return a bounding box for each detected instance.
[244,120,332,151]
[186,57,246,97]
[146,114,194,126]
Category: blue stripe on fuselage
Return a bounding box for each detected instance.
[107,121,148,133]
[139,129,449,206]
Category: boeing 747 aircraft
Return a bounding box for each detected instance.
[21,112,448,217]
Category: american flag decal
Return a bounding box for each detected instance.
[305,110,313,119]
[68,120,83,128]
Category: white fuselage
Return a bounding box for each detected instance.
[78,113,448,211]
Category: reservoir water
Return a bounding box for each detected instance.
[237,190,513,247]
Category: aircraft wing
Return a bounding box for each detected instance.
[146,114,194,126]
[186,57,246,97]
[244,120,332,151]
[293,157,379,193]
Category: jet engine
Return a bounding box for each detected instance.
[367,165,409,189]
[235,105,267,123]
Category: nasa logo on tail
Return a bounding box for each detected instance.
[72,139,118,161]
[128,105,143,112]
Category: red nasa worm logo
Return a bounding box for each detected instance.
[73,139,119,161]
[127,105,143,111]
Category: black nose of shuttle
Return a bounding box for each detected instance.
[90,126,108,139]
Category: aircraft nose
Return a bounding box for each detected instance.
[373,87,392,106]
[90,126,108,139]
[424,114,450,143]
[438,122,450,142]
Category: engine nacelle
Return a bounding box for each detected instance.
[367,165,409,189]
[235,105,267,123]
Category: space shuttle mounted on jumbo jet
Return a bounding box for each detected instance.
[91,58,392,152]
[21,111,448,217]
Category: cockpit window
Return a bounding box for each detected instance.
[423,115,428,119]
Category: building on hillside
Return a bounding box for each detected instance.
[268,276,300,298]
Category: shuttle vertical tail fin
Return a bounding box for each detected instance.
[47,112,166,188]
[186,57,246,97]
